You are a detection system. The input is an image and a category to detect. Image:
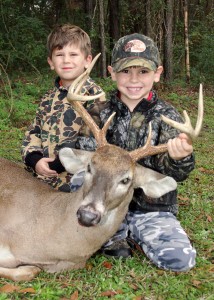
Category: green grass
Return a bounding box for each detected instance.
[0,77,213,299]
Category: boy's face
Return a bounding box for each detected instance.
[108,65,163,111]
[47,43,92,87]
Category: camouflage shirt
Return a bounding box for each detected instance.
[21,76,104,191]
[76,90,195,215]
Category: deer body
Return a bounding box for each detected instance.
[0,153,129,271]
[0,143,177,281]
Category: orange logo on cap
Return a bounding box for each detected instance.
[124,40,146,53]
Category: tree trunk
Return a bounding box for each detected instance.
[145,0,153,38]
[163,0,174,82]
[84,0,95,33]
[98,0,107,77]
[53,0,62,23]
[183,0,190,83]
[205,0,213,15]
[109,0,120,43]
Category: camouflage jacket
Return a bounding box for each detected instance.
[76,90,195,215]
[21,76,104,191]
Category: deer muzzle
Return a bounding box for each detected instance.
[77,205,101,227]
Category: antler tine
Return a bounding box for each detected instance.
[102,112,116,136]
[66,53,114,148]
[68,53,105,101]
[70,100,110,147]
[161,84,204,141]
[71,101,116,147]
[130,123,168,161]
[194,83,203,137]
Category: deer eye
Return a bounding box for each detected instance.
[120,177,131,185]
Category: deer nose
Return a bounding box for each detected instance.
[77,207,101,227]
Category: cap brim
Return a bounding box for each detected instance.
[113,57,156,72]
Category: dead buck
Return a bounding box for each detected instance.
[0,54,203,281]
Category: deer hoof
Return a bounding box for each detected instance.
[12,266,41,281]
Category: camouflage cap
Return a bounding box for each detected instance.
[111,33,161,72]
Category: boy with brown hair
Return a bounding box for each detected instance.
[21,24,104,192]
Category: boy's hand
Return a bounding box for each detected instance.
[167,133,193,160]
[35,158,58,177]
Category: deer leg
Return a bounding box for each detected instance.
[0,265,41,281]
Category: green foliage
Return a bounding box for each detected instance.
[173,6,214,84]
[190,32,214,83]
[0,75,53,127]
[0,0,48,73]
[0,0,213,84]
[0,74,54,161]
[95,76,117,97]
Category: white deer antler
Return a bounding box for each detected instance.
[68,53,105,101]
[129,123,168,161]
[67,53,114,147]
[160,84,204,141]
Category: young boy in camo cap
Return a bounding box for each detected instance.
[76,33,196,272]
[21,24,105,192]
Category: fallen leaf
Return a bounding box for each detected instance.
[192,280,202,287]
[178,195,190,206]
[70,290,78,300]
[100,289,123,296]
[178,195,190,201]
[198,167,214,175]
[206,215,212,222]
[101,290,116,297]
[0,284,20,293]
[103,261,112,269]
[86,262,93,270]
[129,283,139,290]
[129,270,136,278]
[18,287,36,294]
[156,270,165,275]
[60,283,72,288]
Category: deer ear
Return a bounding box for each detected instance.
[59,148,93,174]
[134,164,177,198]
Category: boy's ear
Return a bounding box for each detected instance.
[107,65,117,81]
[85,55,92,69]
[154,66,163,82]
[47,57,54,70]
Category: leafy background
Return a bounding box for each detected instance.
[0,0,213,298]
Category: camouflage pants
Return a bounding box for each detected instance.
[103,211,196,272]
